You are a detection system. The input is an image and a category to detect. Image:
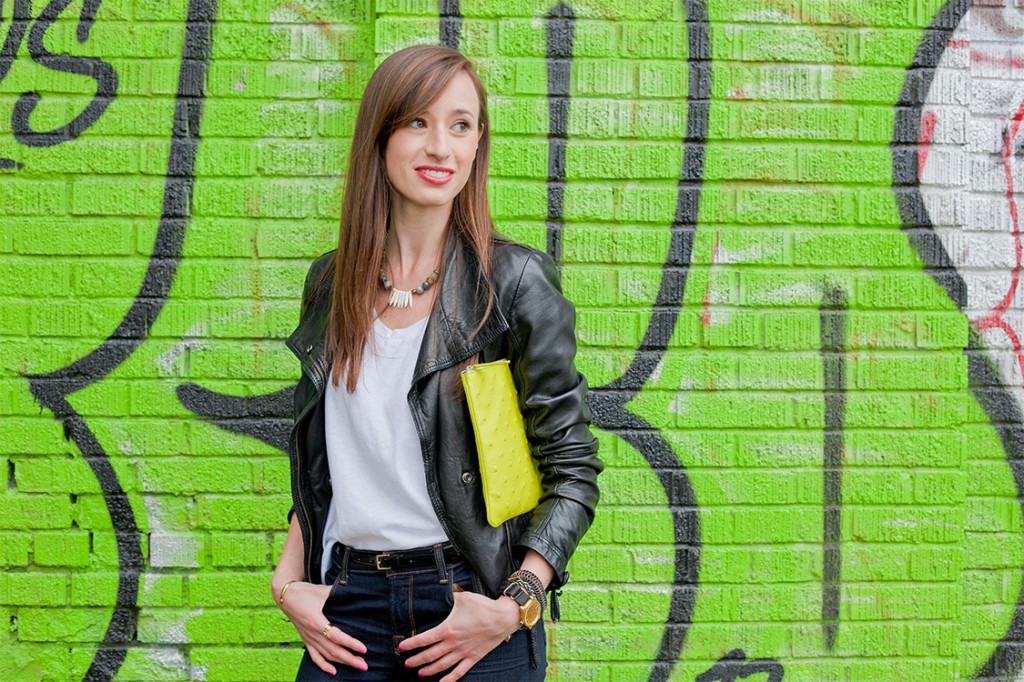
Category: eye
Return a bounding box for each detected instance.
[409,118,426,129]
[453,121,471,133]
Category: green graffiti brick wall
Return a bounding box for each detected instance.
[1,0,1021,679]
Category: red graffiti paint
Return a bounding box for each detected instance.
[919,110,938,177]
[971,50,1024,69]
[972,98,1024,382]
[701,230,719,329]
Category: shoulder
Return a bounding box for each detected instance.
[489,235,560,300]
[306,249,335,284]
[300,249,336,313]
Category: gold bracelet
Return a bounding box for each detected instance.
[278,579,299,605]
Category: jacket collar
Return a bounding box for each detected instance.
[286,234,509,391]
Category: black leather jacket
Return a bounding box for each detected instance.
[285,235,602,597]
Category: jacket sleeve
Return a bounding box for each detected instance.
[286,255,329,525]
[508,248,603,586]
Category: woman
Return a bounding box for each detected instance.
[272,45,602,681]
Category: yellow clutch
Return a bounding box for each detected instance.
[461,359,543,527]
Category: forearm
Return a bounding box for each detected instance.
[518,549,554,590]
[271,513,306,601]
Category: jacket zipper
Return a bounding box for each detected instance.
[293,428,315,581]
[408,387,465,559]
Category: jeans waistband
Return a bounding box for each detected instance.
[330,541,461,576]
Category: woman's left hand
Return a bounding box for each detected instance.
[398,590,522,681]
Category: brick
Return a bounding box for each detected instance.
[137,609,198,644]
[0,532,30,567]
[557,588,613,623]
[14,457,102,494]
[108,646,189,681]
[204,101,318,138]
[196,496,291,530]
[0,495,72,529]
[184,609,252,644]
[34,531,90,567]
[138,459,252,494]
[2,572,67,606]
[149,534,204,569]
[374,18,439,54]
[852,507,963,544]
[191,647,303,682]
[844,584,959,620]
[70,572,120,606]
[140,575,185,608]
[706,144,798,182]
[70,178,163,216]
[0,180,67,216]
[252,608,300,642]
[189,573,273,608]
[17,608,109,642]
[12,220,135,256]
[210,532,268,567]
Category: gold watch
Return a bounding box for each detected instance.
[502,581,541,630]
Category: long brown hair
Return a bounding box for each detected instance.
[325,45,494,391]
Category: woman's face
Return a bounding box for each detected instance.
[384,70,483,218]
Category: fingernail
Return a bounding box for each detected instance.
[361,664,368,672]
[404,661,412,668]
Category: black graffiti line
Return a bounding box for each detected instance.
[22,1,217,680]
[13,0,118,148]
[585,1,710,680]
[545,2,573,265]
[890,1,1024,680]
[0,0,31,82]
[820,286,846,651]
[439,0,461,50]
[695,649,784,682]
[0,0,31,169]
[176,383,293,451]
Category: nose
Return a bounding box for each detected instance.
[425,127,451,159]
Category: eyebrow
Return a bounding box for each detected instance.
[451,108,477,118]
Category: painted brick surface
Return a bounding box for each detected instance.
[1,0,1023,680]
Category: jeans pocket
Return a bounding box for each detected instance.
[323,568,349,611]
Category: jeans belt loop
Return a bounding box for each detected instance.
[340,545,351,584]
[434,544,449,583]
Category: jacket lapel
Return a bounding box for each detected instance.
[412,236,508,385]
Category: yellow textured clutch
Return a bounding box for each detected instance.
[461,359,543,527]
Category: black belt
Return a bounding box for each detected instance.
[344,543,462,571]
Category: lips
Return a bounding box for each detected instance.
[415,165,454,185]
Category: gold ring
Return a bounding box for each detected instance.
[321,623,332,638]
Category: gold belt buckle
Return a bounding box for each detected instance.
[375,552,390,570]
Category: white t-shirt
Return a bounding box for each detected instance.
[320,314,448,581]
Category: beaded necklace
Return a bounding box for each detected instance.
[379,253,440,309]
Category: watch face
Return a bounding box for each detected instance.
[522,599,541,629]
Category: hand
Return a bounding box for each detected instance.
[398,591,522,681]
[278,580,368,675]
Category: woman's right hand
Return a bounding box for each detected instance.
[278,581,368,675]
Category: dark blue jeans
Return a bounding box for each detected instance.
[295,542,546,681]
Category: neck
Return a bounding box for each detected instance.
[387,204,450,277]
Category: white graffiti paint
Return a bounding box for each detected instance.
[919,7,1024,403]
